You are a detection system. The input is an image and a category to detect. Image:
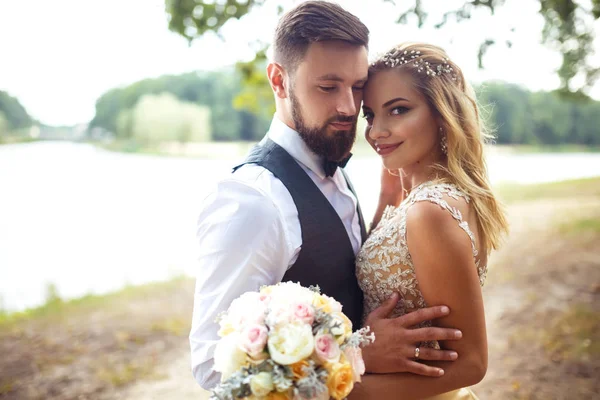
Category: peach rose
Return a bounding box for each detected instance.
[326,361,354,400]
[343,347,366,383]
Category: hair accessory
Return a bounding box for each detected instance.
[440,127,448,155]
[376,49,457,81]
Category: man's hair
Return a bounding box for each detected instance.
[273,1,369,73]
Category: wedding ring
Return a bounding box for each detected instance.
[414,346,420,359]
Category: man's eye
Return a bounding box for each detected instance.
[353,86,365,91]
[319,86,336,92]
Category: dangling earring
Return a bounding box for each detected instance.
[440,127,448,155]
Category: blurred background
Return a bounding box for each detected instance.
[0,0,598,399]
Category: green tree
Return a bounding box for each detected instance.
[165,0,600,99]
[127,92,212,143]
[477,83,537,144]
[90,70,271,142]
[0,90,33,130]
[476,82,600,146]
[0,110,9,138]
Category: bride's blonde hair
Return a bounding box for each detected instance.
[370,42,508,252]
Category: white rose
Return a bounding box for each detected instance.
[250,372,274,397]
[223,292,267,332]
[214,332,248,380]
[269,282,315,306]
[268,323,315,365]
[322,294,343,313]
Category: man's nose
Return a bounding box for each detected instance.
[336,88,357,116]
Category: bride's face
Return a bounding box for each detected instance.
[362,69,442,171]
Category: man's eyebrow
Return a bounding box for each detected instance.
[317,74,344,82]
[316,74,369,85]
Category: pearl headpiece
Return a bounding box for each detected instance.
[375,49,458,81]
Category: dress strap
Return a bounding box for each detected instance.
[408,183,479,259]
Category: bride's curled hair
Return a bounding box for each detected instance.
[370,42,509,253]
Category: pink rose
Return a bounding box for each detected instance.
[239,324,268,359]
[314,333,340,363]
[291,302,315,325]
[343,347,366,383]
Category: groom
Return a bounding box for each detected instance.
[190,0,462,391]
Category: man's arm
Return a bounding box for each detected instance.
[189,179,291,389]
[350,201,488,398]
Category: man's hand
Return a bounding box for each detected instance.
[361,293,462,377]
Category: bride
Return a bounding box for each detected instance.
[350,42,509,399]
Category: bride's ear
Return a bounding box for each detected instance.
[267,62,288,99]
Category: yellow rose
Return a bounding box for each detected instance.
[250,372,274,397]
[290,360,310,380]
[331,312,353,344]
[266,391,291,400]
[326,361,354,400]
[312,294,332,313]
[214,332,248,381]
[217,323,235,337]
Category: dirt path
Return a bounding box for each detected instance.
[473,197,600,399]
[2,196,598,400]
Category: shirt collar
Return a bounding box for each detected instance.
[266,116,328,179]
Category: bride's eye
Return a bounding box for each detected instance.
[391,106,409,115]
[362,111,373,125]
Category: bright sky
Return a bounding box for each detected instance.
[0,0,598,126]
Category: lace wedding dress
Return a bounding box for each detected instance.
[356,182,486,400]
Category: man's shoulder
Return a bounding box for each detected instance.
[219,163,283,199]
[203,163,295,217]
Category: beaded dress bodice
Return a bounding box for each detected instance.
[355,182,486,348]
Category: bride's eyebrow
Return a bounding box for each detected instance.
[382,97,410,107]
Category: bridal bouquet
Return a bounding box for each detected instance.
[210,282,374,400]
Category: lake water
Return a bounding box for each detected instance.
[1,141,599,311]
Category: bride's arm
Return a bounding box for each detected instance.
[369,168,406,232]
[349,201,487,399]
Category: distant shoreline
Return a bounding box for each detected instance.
[3,138,599,158]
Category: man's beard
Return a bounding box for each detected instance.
[289,90,357,162]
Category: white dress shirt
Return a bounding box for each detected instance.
[189,116,362,389]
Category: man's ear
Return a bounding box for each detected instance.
[267,62,288,99]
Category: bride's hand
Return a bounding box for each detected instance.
[379,166,404,207]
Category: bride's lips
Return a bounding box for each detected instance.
[376,142,402,156]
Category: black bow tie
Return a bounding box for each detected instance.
[323,153,352,177]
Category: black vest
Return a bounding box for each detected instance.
[233,139,366,329]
